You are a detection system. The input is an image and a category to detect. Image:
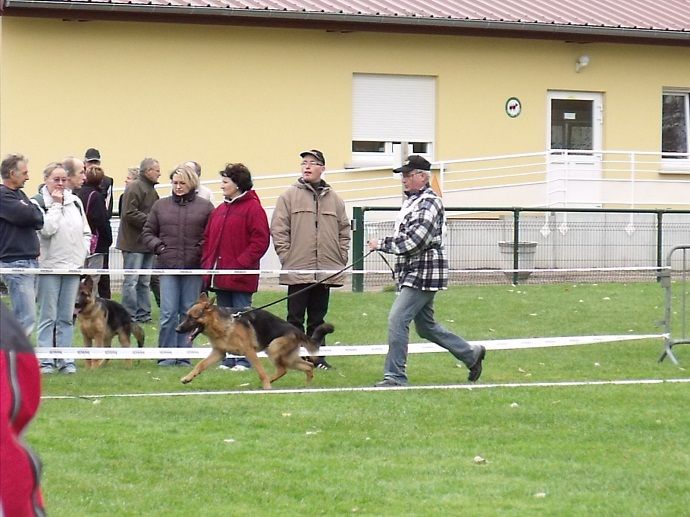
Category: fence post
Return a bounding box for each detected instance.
[657,211,663,282]
[512,208,521,285]
[352,206,364,292]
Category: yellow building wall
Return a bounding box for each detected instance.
[1,16,689,196]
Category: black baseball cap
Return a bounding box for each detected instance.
[393,155,431,174]
[85,148,101,163]
[300,149,325,166]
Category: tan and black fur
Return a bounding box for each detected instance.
[75,276,145,368]
[175,292,334,389]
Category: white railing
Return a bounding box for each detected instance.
[116,150,690,213]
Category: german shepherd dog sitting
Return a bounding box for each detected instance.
[75,276,145,369]
[175,292,334,389]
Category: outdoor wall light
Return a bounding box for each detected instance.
[575,54,590,73]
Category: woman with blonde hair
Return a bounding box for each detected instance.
[142,164,213,366]
[33,162,91,374]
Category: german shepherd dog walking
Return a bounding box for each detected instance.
[175,293,334,389]
[75,276,145,368]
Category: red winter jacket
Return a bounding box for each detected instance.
[201,190,270,294]
[0,302,46,516]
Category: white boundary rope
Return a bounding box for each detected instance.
[0,266,668,276]
[34,334,664,359]
[6,266,666,360]
[41,377,690,400]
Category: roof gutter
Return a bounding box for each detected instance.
[3,1,690,44]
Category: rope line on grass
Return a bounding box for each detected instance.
[41,377,690,401]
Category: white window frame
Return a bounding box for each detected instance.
[661,89,690,173]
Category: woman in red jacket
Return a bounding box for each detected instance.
[201,163,270,370]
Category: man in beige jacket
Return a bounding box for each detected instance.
[270,149,350,369]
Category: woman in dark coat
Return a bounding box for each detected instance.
[142,164,213,366]
[76,165,113,288]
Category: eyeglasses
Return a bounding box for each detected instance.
[301,161,323,167]
[402,170,422,178]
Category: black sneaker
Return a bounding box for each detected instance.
[468,346,486,382]
[308,357,334,370]
[316,360,333,370]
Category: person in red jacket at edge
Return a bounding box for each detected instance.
[0,301,47,516]
[201,163,270,371]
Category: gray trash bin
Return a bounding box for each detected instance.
[498,241,537,281]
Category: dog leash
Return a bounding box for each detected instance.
[234,249,379,317]
[377,251,396,280]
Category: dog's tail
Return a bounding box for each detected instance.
[305,323,334,354]
[132,323,145,348]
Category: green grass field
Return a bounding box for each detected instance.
[15,282,690,515]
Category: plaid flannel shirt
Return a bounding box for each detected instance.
[379,185,448,291]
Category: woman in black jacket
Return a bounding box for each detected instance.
[76,165,113,288]
[142,164,213,366]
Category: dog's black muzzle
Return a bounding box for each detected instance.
[176,319,204,342]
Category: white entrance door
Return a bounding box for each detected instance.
[547,91,604,207]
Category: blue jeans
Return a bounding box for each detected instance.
[158,274,203,352]
[0,259,38,335]
[384,286,480,384]
[121,252,154,322]
[36,274,80,369]
[216,290,253,368]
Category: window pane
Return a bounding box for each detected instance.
[662,94,688,157]
[550,99,593,151]
[411,142,429,153]
[352,141,385,153]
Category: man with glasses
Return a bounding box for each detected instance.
[368,155,486,386]
[271,149,351,370]
[0,154,44,335]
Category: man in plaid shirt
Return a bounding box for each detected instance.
[368,155,486,387]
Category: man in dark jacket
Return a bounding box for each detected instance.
[116,157,160,323]
[0,153,44,335]
[0,302,46,516]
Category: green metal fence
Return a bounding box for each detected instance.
[352,206,690,292]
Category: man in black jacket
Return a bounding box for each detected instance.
[0,153,44,335]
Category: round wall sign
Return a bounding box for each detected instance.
[506,97,522,118]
